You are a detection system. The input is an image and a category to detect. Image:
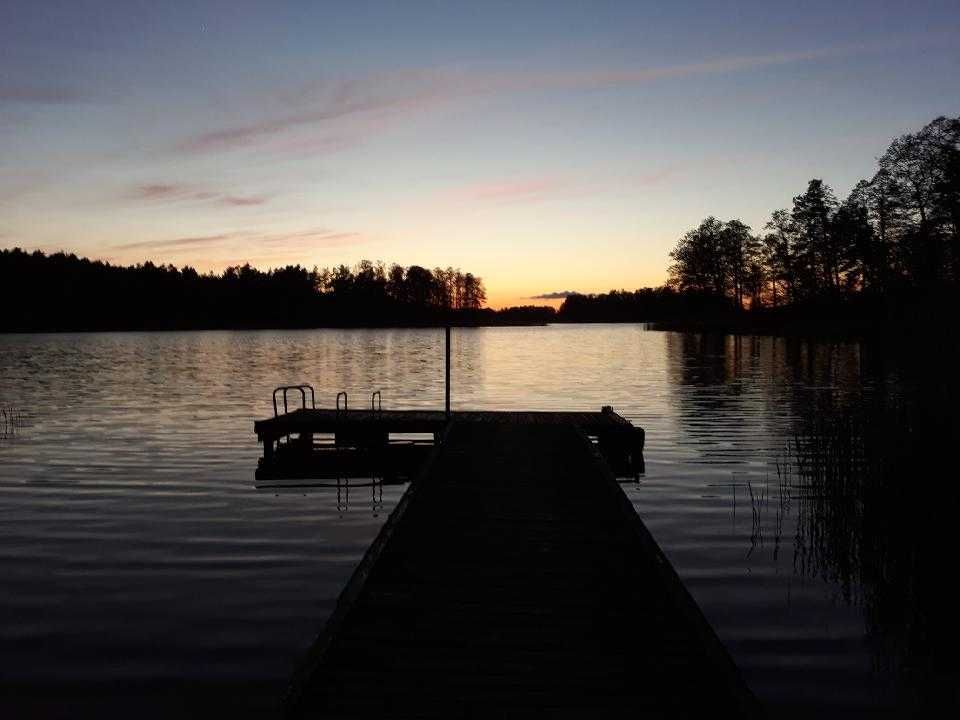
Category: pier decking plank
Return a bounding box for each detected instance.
[285,421,758,718]
[255,408,638,438]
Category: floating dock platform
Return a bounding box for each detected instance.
[255,404,646,481]
[254,393,758,717]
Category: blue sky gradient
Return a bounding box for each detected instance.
[2,1,958,305]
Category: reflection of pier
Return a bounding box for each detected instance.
[259,476,388,517]
[256,396,758,717]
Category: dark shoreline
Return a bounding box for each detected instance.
[0,318,552,334]
[4,292,958,341]
[0,317,949,341]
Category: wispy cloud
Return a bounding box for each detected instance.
[432,164,673,211]
[112,233,244,251]
[175,42,887,157]
[0,85,86,105]
[133,184,186,200]
[127,183,269,208]
[257,227,361,247]
[530,290,579,300]
[178,72,449,154]
[0,169,50,205]
[220,195,268,207]
[111,227,361,254]
[448,176,570,206]
[259,133,360,157]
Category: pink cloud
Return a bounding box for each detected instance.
[258,228,361,247]
[0,170,50,205]
[433,164,674,210]
[133,183,184,200]
[127,183,268,208]
[623,168,676,187]
[220,195,268,207]
[113,233,243,251]
[110,227,362,255]
[456,177,569,205]
[260,133,359,157]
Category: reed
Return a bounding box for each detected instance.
[774,383,959,704]
[0,404,25,440]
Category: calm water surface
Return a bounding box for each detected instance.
[1,326,956,717]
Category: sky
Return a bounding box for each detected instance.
[2,1,959,308]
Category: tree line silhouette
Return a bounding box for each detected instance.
[669,116,960,305]
[5,115,957,334]
[556,116,960,334]
[556,287,729,323]
[0,251,552,331]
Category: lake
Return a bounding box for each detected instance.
[1,325,956,717]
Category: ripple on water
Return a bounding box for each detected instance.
[0,326,945,716]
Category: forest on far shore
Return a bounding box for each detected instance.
[0,251,553,331]
[3,116,957,336]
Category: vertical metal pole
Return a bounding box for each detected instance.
[445,325,451,417]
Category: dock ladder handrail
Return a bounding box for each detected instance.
[336,391,349,420]
[272,385,316,417]
[371,391,382,415]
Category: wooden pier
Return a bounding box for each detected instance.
[263,413,759,717]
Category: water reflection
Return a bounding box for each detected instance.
[779,378,959,712]
[257,476,394,518]
[1,326,957,717]
[668,331,960,714]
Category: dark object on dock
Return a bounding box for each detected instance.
[281,421,758,718]
[254,395,645,482]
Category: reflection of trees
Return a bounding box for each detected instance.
[665,331,736,387]
[775,353,959,709]
[663,332,864,466]
[666,329,959,706]
[663,332,759,464]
